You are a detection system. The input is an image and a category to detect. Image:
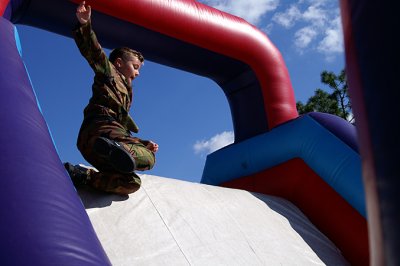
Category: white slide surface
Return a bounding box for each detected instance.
[78,174,348,266]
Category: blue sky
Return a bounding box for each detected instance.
[16,0,344,183]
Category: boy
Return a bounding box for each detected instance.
[64,1,158,195]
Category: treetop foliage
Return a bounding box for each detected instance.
[297,69,353,123]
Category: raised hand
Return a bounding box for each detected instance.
[76,1,91,24]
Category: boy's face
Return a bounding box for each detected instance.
[115,55,142,86]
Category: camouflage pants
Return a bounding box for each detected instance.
[77,118,155,195]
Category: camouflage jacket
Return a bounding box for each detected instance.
[72,20,139,133]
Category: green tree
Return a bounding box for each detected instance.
[297,69,353,122]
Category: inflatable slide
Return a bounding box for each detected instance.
[2,0,399,265]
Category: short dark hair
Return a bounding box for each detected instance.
[109,47,144,64]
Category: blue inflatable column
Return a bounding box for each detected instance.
[0,17,110,265]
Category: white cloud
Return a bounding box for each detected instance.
[193,131,234,156]
[305,0,329,7]
[200,0,279,25]
[261,23,274,35]
[317,16,343,55]
[294,26,318,49]
[302,5,327,27]
[199,0,344,60]
[272,5,301,28]
[272,1,343,59]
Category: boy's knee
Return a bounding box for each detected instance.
[113,182,140,195]
[89,171,141,195]
[147,155,155,170]
[134,149,155,171]
[114,174,141,195]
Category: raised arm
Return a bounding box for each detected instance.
[76,1,91,25]
[72,1,111,75]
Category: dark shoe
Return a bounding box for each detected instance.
[64,162,89,186]
[93,137,136,174]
